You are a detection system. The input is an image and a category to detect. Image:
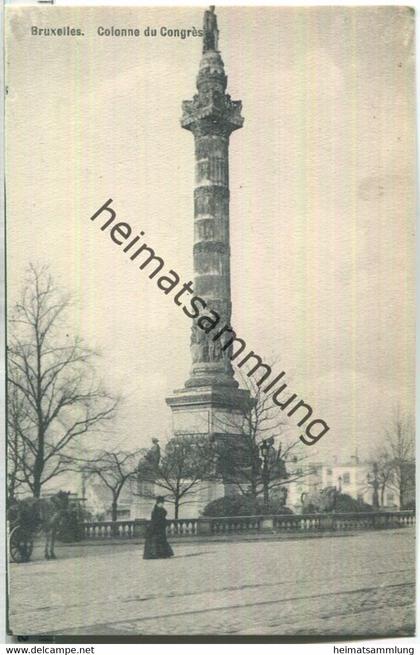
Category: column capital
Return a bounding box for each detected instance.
[181,94,243,137]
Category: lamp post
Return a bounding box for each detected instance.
[259,439,270,511]
[367,462,380,509]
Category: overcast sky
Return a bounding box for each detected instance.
[6,6,415,464]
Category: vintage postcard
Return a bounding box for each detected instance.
[4,4,416,640]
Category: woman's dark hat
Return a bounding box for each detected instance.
[156,496,165,503]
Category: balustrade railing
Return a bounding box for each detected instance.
[166,518,198,537]
[80,510,415,540]
[209,515,263,534]
[82,520,136,540]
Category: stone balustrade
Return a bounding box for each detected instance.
[166,518,198,537]
[80,510,415,541]
[82,520,137,540]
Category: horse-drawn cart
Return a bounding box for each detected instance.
[7,491,71,563]
[7,498,38,563]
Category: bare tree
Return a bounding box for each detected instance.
[73,450,141,528]
[212,369,310,502]
[384,408,415,508]
[374,450,395,507]
[7,264,119,497]
[137,435,216,519]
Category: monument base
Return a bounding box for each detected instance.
[166,384,252,498]
[166,384,251,436]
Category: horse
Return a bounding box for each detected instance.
[37,491,71,559]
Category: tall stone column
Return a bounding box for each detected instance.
[166,8,250,496]
[181,24,244,389]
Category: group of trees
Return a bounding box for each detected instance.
[7,265,416,523]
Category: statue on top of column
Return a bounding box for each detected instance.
[203,6,219,53]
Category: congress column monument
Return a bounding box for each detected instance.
[166,7,250,482]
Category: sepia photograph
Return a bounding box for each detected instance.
[4,4,416,641]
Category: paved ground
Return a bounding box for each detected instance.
[7,528,415,638]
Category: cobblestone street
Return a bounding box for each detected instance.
[8,528,415,638]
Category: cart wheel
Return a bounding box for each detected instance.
[9,526,34,563]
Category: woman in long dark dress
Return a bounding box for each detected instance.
[143,496,174,559]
